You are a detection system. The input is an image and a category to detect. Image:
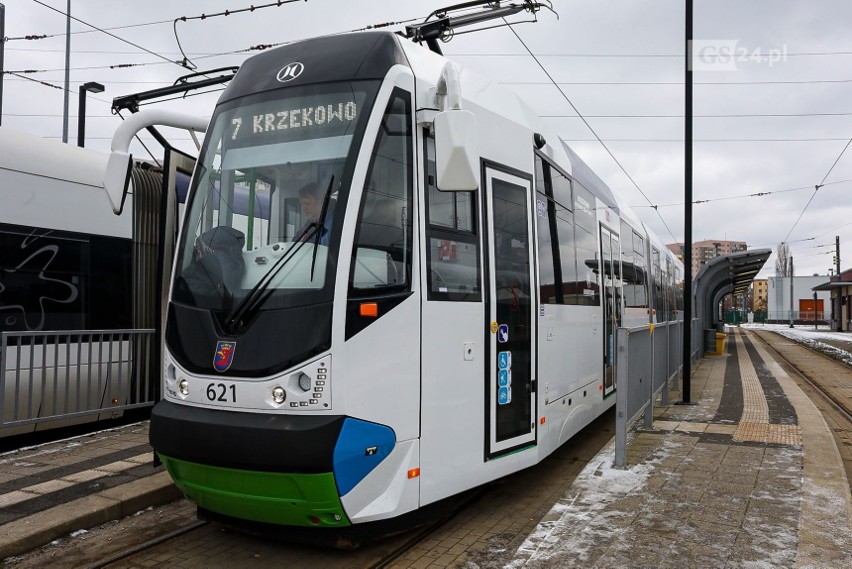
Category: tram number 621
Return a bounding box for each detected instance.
[206,383,237,403]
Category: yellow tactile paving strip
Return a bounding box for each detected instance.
[732,332,802,445]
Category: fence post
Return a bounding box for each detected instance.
[615,327,629,469]
[661,323,670,406]
[645,325,655,430]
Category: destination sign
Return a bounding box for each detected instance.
[229,96,359,142]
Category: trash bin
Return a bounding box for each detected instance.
[704,329,716,353]
[715,332,726,355]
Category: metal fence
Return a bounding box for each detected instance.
[1,329,156,432]
[615,320,688,468]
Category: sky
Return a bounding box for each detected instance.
[2,0,851,279]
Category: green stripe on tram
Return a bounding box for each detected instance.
[158,454,350,527]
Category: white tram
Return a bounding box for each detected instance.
[146,30,683,536]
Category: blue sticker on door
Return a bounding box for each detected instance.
[497,324,509,343]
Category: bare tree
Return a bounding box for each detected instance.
[776,242,792,276]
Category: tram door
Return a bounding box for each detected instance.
[600,226,621,396]
[485,168,536,457]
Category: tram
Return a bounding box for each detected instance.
[0,127,189,437]
[145,26,683,539]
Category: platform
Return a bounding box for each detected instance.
[2,328,852,567]
[0,422,178,560]
[506,327,852,568]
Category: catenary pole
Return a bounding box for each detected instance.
[681,0,694,404]
[61,0,71,143]
[0,3,5,126]
[789,256,794,328]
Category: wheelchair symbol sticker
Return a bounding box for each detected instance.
[498,351,511,370]
[498,324,509,343]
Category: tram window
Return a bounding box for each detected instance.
[425,135,474,232]
[620,221,635,306]
[666,258,676,321]
[0,224,132,335]
[350,89,413,292]
[535,191,559,304]
[651,247,663,319]
[424,133,481,301]
[574,226,600,306]
[551,168,572,210]
[573,182,596,236]
[555,206,581,305]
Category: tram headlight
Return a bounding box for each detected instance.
[178,378,189,396]
[272,386,286,404]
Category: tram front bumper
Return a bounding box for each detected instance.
[158,454,349,527]
[150,400,395,527]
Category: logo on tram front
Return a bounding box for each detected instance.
[276,61,305,83]
[213,341,237,372]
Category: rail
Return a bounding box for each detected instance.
[615,319,690,468]
[0,329,157,431]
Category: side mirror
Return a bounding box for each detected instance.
[102,109,209,214]
[434,110,479,192]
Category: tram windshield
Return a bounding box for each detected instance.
[172,81,378,313]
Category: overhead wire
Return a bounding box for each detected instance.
[630,178,852,209]
[172,0,307,69]
[501,20,679,242]
[29,0,190,70]
[781,137,852,244]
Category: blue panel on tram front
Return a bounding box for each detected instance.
[332,418,396,496]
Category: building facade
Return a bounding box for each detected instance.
[813,268,852,331]
[767,275,832,323]
[667,240,748,278]
[752,278,768,312]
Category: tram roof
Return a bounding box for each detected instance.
[0,126,109,189]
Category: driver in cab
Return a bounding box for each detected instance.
[295,182,334,246]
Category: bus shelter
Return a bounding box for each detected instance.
[693,248,772,336]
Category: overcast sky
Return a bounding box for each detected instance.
[3,0,851,279]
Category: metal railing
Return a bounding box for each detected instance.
[615,320,688,468]
[1,329,156,431]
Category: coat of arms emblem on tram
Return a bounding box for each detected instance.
[213,341,237,372]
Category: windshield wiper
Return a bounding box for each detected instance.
[222,224,319,334]
[310,175,335,280]
[221,177,334,335]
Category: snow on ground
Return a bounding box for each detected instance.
[740,324,852,366]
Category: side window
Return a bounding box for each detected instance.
[620,221,635,307]
[632,230,648,307]
[573,182,600,306]
[425,132,480,301]
[535,153,589,306]
[536,154,560,304]
[350,89,413,294]
[554,205,579,304]
[0,224,132,335]
[652,247,663,318]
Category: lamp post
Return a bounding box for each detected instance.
[77,81,104,147]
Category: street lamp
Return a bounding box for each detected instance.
[77,81,105,147]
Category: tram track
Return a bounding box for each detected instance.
[85,521,210,569]
[749,329,852,486]
[751,330,852,422]
[3,410,613,568]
